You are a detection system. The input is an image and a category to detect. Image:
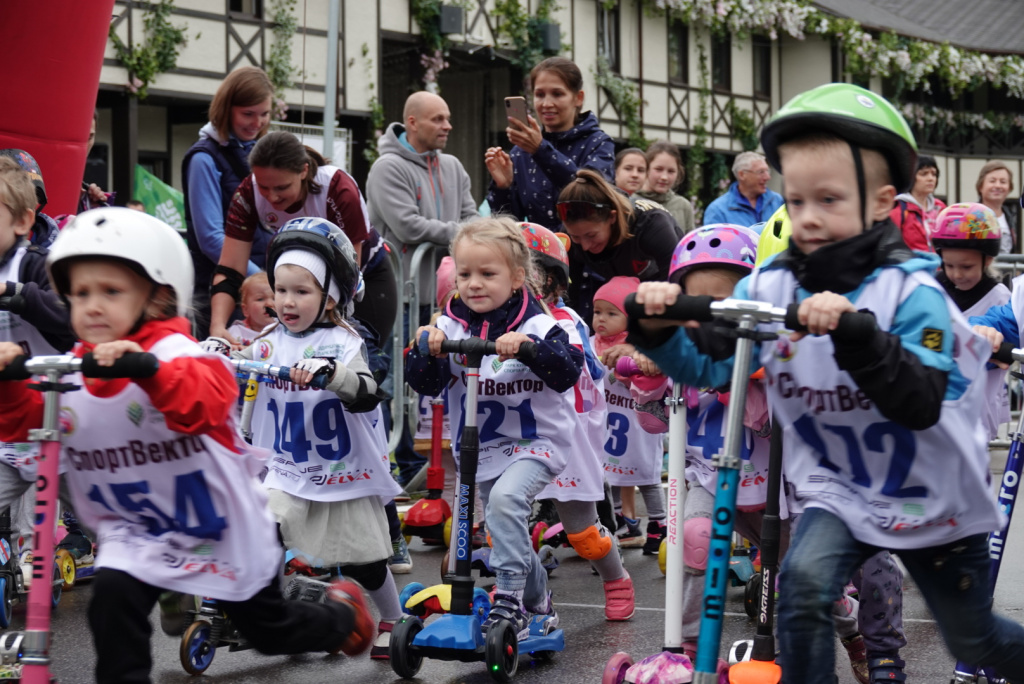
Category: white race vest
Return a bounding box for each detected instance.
[749,265,1002,548]
[0,247,60,480]
[435,313,574,483]
[599,349,665,488]
[61,334,279,601]
[963,283,1011,440]
[536,306,606,502]
[250,326,400,502]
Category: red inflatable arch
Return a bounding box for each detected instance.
[0,2,116,217]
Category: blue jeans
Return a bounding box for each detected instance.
[478,458,553,609]
[778,507,1024,684]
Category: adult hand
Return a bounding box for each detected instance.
[485,147,514,189]
[87,184,107,204]
[601,343,635,371]
[208,323,241,349]
[506,115,543,155]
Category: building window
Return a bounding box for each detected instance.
[668,19,688,85]
[598,4,620,72]
[229,0,262,16]
[752,36,771,99]
[711,34,731,92]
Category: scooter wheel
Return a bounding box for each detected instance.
[443,517,452,545]
[658,537,667,576]
[531,521,548,552]
[389,615,424,678]
[485,619,518,683]
[180,620,216,675]
[50,561,62,607]
[56,549,76,590]
[602,651,633,684]
[399,582,426,615]
[471,587,492,619]
[0,577,10,629]
[744,574,761,620]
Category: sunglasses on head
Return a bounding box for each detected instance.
[556,200,611,224]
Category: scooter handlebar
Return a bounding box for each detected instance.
[0,295,25,314]
[418,333,538,362]
[0,352,159,381]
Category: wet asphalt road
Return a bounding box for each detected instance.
[19,448,1024,683]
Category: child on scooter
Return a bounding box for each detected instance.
[592,276,669,554]
[930,203,1010,440]
[0,208,376,684]
[222,216,404,660]
[227,271,274,346]
[407,215,583,638]
[522,222,635,620]
[628,84,1024,684]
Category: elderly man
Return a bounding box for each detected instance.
[702,151,784,228]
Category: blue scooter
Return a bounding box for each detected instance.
[390,336,565,683]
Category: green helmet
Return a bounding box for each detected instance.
[760,83,918,193]
[756,204,791,266]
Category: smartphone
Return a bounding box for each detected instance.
[504,96,529,126]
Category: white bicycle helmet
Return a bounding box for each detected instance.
[47,207,193,317]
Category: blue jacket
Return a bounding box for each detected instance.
[702,182,784,228]
[969,300,1020,347]
[486,111,614,229]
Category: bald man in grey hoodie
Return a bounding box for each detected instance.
[367,92,477,297]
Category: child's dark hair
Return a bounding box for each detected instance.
[556,169,634,246]
[249,131,328,196]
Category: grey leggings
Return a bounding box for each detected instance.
[552,499,626,582]
[612,483,667,521]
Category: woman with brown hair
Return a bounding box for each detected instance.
[559,169,681,325]
[485,57,614,229]
[208,131,397,348]
[635,139,694,234]
[976,160,1018,254]
[182,66,275,338]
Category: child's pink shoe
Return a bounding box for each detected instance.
[603,572,635,620]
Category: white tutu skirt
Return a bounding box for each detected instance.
[266,489,391,566]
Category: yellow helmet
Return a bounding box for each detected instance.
[756,204,790,267]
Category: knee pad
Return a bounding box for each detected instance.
[683,517,712,570]
[567,525,612,561]
[338,559,388,591]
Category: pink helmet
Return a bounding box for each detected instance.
[669,223,759,284]
[520,221,570,286]
[931,203,1001,257]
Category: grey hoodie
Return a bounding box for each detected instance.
[366,123,477,297]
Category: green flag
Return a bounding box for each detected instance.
[134,165,185,233]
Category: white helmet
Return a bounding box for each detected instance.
[47,207,193,317]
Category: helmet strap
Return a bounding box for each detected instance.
[848,141,868,233]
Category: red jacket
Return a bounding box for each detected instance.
[0,317,241,453]
[890,197,946,252]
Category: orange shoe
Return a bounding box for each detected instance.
[327,579,376,657]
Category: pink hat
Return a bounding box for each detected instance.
[593,276,640,315]
[436,256,457,308]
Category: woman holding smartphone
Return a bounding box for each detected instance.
[485,57,614,230]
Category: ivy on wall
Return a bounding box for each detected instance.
[492,0,563,81]
[108,0,188,99]
[266,0,298,120]
[594,57,649,149]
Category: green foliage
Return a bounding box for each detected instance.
[492,0,562,80]
[361,43,386,164]
[266,0,299,110]
[726,100,759,151]
[593,56,648,149]
[108,0,188,99]
[686,35,709,208]
[410,0,448,53]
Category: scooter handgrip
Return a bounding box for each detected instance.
[81,352,160,379]
[992,342,1015,365]
[615,356,641,377]
[783,305,878,343]
[273,365,330,389]
[623,293,714,322]
[0,295,25,314]
[0,356,29,381]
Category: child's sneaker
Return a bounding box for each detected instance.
[326,579,376,657]
[618,518,645,548]
[603,573,635,620]
[840,633,869,684]
[481,593,531,641]
[525,590,559,628]
[388,537,413,574]
[370,620,394,660]
[643,520,667,555]
[867,655,905,683]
